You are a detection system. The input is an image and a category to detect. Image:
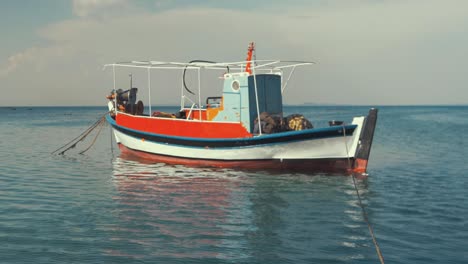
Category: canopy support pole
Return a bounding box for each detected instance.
[281,66,296,94]
[252,63,262,135]
[112,65,117,114]
[147,67,152,115]
[198,68,202,122]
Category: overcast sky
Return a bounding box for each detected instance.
[1,0,467,106]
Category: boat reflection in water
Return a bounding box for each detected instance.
[108,154,254,261]
[108,154,372,262]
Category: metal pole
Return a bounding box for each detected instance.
[281,66,296,94]
[147,67,152,115]
[252,61,262,135]
[180,69,184,111]
[113,65,117,114]
[129,73,132,89]
[112,65,116,91]
[198,67,202,122]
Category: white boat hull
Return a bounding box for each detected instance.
[106,113,377,173]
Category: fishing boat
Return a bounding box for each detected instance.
[104,43,378,174]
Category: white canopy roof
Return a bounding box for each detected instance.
[104,60,314,71]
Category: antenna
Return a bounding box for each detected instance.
[129,73,133,88]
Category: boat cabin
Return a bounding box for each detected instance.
[179,72,283,134]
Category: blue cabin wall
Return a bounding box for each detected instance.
[212,73,283,133]
[212,73,248,125]
[248,74,283,132]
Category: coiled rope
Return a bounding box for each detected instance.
[51,112,109,155]
[342,125,385,264]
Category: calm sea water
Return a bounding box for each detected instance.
[1,105,467,264]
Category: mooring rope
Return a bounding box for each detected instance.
[342,125,385,264]
[51,112,109,155]
[351,172,385,264]
[79,118,106,155]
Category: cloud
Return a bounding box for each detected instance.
[72,0,128,17]
[0,47,38,76]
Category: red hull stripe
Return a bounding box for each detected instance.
[116,112,251,138]
[107,114,357,148]
[118,144,355,174]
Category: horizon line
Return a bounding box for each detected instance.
[1,103,467,108]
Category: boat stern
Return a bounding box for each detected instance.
[352,108,378,174]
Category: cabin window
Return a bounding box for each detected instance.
[206,97,222,108]
[231,80,240,92]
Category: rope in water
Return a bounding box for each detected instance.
[79,117,106,155]
[342,125,385,264]
[51,112,109,155]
